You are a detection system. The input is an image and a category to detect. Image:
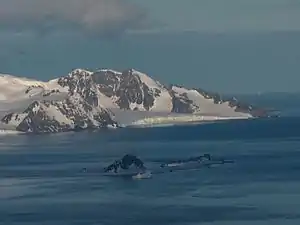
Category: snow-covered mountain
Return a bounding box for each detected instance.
[1,94,118,133]
[0,68,271,134]
[0,73,63,101]
[57,68,173,112]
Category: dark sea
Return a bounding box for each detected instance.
[1,112,300,225]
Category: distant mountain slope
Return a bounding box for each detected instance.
[57,68,173,112]
[0,68,272,134]
[1,94,118,133]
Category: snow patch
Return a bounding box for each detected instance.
[99,69,122,76]
[0,73,66,103]
[70,68,93,76]
[97,91,119,109]
[43,104,74,127]
[0,129,23,135]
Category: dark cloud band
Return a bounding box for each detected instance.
[0,0,147,35]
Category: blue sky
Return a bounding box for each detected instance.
[0,0,299,94]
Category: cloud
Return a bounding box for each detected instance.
[134,0,300,33]
[0,0,147,36]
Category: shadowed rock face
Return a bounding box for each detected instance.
[93,69,159,110]
[19,101,70,133]
[57,70,100,107]
[168,89,196,113]
[1,95,118,134]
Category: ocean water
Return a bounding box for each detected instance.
[0,116,300,225]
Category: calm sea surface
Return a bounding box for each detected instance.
[1,116,300,225]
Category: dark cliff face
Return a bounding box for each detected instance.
[92,69,160,110]
[1,95,118,134]
[168,88,197,113]
[19,101,70,133]
[57,70,100,107]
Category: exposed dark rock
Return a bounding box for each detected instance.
[194,88,270,117]
[93,69,157,110]
[169,89,195,113]
[1,95,118,134]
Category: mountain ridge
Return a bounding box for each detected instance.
[0,67,273,134]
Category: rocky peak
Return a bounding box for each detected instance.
[92,69,158,110]
[57,69,100,107]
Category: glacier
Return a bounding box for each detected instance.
[129,115,250,128]
[0,68,271,134]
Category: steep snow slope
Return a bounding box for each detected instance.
[130,69,173,111]
[0,73,65,101]
[171,86,252,118]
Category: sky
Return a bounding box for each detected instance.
[0,0,299,94]
[1,0,300,34]
[131,0,300,33]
